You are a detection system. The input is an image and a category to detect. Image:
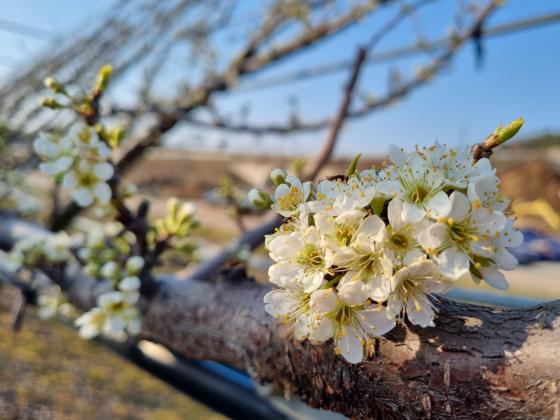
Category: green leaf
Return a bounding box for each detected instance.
[345,153,362,177]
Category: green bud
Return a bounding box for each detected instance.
[93,64,113,95]
[109,126,125,148]
[119,183,138,199]
[494,118,524,145]
[167,197,179,220]
[270,168,287,186]
[248,188,273,209]
[40,97,64,109]
[43,76,66,94]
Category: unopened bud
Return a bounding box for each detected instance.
[119,276,141,292]
[270,168,287,186]
[125,256,145,275]
[100,261,119,279]
[494,118,524,145]
[119,184,138,198]
[248,188,273,209]
[93,64,113,95]
[43,76,66,94]
[40,97,63,109]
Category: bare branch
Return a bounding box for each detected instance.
[303,47,366,181]
[180,0,502,136]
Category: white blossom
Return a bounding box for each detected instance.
[387,261,447,327]
[62,160,113,207]
[257,142,522,364]
[75,291,140,339]
[378,150,451,223]
[271,175,311,217]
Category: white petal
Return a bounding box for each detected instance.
[336,326,363,364]
[309,318,333,343]
[314,214,333,235]
[472,208,506,235]
[274,183,290,201]
[93,162,114,180]
[310,288,338,314]
[93,182,112,204]
[359,307,396,336]
[73,188,94,207]
[446,191,470,221]
[480,267,509,290]
[417,223,447,250]
[268,261,300,286]
[119,276,141,292]
[388,144,408,166]
[386,293,403,319]
[267,233,301,261]
[39,156,74,175]
[403,249,425,266]
[367,276,391,302]
[337,280,369,305]
[406,294,436,327]
[426,191,451,218]
[494,247,518,271]
[302,271,325,293]
[435,248,469,280]
[402,201,424,223]
[357,214,385,241]
[377,179,401,197]
[79,324,101,340]
[62,172,77,189]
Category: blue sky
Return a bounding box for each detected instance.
[0,0,559,157]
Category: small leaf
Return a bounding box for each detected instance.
[346,153,362,177]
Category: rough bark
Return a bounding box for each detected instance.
[1,216,560,419]
[23,266,560,419]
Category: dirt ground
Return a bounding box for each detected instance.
[0,288,225,420]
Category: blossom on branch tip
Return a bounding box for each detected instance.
[258,141,522,364]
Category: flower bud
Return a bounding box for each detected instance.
[84,263,99,277]
[93,64,113,95]
[248,188,273,209]
[270,168,287,186]
[119,276,141,292]
[119,184,138,199]
[40,97,64,109]
[43,76,66,94]
[494,118,524,145]
[125,256,145,275]
[100,261,119,280]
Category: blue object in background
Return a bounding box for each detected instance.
[510,229,560,265]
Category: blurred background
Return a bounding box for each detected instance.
[1,0,560,418]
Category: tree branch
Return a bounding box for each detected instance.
[179,0,501,136]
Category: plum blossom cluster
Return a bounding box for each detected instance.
[74,226,145,339]
[34,125,114,207]
[2,232,72,273]
[252,143,522,364]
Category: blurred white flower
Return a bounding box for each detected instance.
[75,291,140,339]
[62,160,113,207]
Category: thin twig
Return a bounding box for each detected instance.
[304,47,367,181]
